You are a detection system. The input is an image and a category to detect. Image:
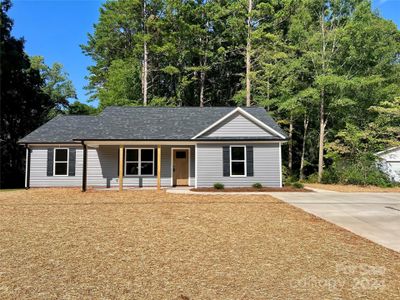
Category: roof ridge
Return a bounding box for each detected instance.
[102,106,264,109]
[58,115,96,117]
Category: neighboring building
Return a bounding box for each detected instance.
[376,147,400,182]
[19,106,287,190]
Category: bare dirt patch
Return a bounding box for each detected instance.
[307,183,400,193]
[1,188,399,299]
[191,186,311,192]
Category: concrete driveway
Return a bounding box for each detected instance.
[270,189,400,252]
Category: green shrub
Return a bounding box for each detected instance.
[284,175,298,187]
[252,183,263,189]
[321,168,339,184]
[322,154,393,187]
[292,182,304,189]
[213,182,224,189]
[305,173,319,183]
[281,165,289,182]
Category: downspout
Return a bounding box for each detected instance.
[279,142,282,188]
[25,144,31,189]
[81,141,87,192]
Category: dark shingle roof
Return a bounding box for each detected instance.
[19,106,287,144]
[19,115,98,144]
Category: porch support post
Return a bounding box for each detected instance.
[119,145,124,191]
[82,142,87,192]
[157,145,161,190]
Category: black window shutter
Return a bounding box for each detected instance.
[47,148,54,176]
[223,146,230,176]
[247,145,254,176]
[68,148,76,176]
[154,147,158,176]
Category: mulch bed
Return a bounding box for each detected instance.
[191,186,312,192]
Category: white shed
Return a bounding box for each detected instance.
[376,147,400,182]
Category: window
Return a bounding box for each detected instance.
[54,148,68,176]
[176,151,186,159]
[125,149,139,175]
[125,148,154,176]
[140,149,154,175]
[230,146,246,176]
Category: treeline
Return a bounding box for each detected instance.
[1,0,399,188]
[83,0,400,183]
[0,0,92,188]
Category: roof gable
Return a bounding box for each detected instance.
[192,107,286,139]
[201,112,273,137]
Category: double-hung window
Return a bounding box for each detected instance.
[125,148,154,176]
[54,148,69,176]
[230,146,246,176]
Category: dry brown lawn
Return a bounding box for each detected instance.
[1,189,399,299]
[307,183,400,193]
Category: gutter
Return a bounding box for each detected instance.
[18,138,288,145]
[17,141,81,145]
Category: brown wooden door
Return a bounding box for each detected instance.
[173,149,189,186]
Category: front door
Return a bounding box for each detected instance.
[173,149,189,186]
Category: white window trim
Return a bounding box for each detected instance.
[230,145,247,177]
[53,148,69,176]
[124,148,155,176]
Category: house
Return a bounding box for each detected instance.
[376,147,400,182]
[19,106,287,191]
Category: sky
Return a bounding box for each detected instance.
[9,0,400,107]
[9,0,104,106]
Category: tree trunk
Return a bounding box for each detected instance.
[300,115,309,181]
[143,40,148,106]
[317,7,326,182]
[199,16,208,108]
[318,93,325,182]
[245,0,252,107]
[199,62,206,107]
[142,0,148,106]
[288,113,293,174]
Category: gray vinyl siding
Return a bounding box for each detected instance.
[30,146,84,187]
[29,145,195,188]
[203,112,273,137]
[196,143,281,187]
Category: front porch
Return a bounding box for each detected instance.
[81,143,195,191]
